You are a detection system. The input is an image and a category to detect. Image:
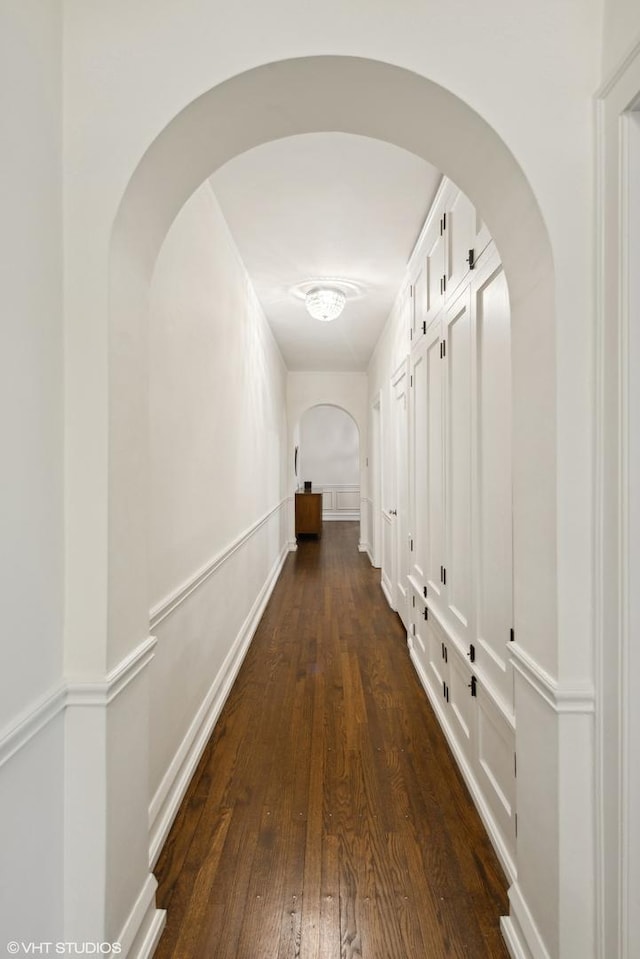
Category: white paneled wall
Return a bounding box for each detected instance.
[369,179,517,882]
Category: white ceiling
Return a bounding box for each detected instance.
[210,133,441,372]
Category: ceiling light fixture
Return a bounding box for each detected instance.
[305,287,346,322]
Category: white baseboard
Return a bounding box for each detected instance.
[409,645,517,886]
[323,511,360,521]
[117,873,166,959]
[381,574,394,610]
[148,541,290,867]
[500,883,551,959]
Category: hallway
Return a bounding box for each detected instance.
[153,522,509,958]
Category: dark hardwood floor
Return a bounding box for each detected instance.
[154,522,510,958]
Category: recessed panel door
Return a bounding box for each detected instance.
[444,288,473,646]
[474,256,513,709]
[392,362,410,629]
[409,338,428,591]
[424,321,445,608]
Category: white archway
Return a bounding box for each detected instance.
[298,403,362,529]
[110,55,556,672]
[103,55,564,954]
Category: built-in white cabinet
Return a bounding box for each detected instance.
[403,196,516,873]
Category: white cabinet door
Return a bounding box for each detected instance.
[392,362,410,629]
[426,222,446,326]
[447,643,476,765]
[473,254,513,710]
[411,265,428,341]
[447,189,476,298]
[444,287,474,646]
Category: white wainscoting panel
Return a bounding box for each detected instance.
[319,484,360,520]
[148,498,291,867]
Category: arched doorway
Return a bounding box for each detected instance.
[95,55,567,956]
[298,405,361,524]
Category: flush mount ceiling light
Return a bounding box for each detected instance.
[305,287,346,322]
[291,277,363,321]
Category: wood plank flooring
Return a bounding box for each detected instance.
[154,522,510,958]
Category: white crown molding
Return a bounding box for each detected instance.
[149,497,288,630]
[510,642,595,714]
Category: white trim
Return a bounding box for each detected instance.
[381,573,395,610]
[323,512,360,521]
[149,498,287,630]
[148,540,290,867]
[0,635,157,768]
[595,40,640,959]
[117,873,165,959]
[510,642,595,714]
[0,682,67,768]
[66,635,157,707]
[501,882,552,959]
[596,36,640,99]
[410,643,517,884]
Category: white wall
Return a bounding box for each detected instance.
[149,182,286,604]
[300,405,359,487]
[0,0,65,942]
[147,181,289,857]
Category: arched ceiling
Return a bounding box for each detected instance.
[210,133,441,371]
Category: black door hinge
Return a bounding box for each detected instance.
[423,606,429,621]
[467,248,475,270]
[410,374,413,387]
[467,643,475,663]
[423,585,427,598]
[468,675,477,697]
[422,320,427,335]
[410,538,414,551]
[510,627,515,643]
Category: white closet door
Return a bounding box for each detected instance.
[444,287,474,646]
[473,255,513,709]
[392,362,410,629]
[424,320,445,606]
[409,339,428,591]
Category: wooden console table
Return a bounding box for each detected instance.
[295,490,323,537]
